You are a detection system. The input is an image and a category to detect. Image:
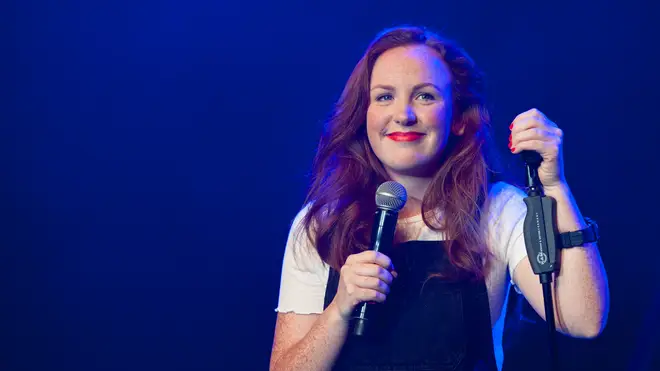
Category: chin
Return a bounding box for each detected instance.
[385,161,435,177]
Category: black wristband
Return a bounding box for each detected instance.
[559,217,599,248]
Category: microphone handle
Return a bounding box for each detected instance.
[522,195,558,275]
[521,150,543,166]
[352,208,398,336]
[520,154,560,371]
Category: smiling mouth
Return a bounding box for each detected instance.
[386,132,425,142]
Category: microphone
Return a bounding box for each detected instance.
[519,149,560,371]
[520,150,559,276]
[352,181,407,336]
[521,150,543,167]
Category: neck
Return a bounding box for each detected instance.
[387,172,434,219]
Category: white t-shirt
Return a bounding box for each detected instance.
[274,181,530,368]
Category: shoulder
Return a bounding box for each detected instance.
[284,203,327,273]
[484,182,528,261]
[275,203,329,314]
[488,181,526,202]
[485,181,527,221]
[288,203,311,245]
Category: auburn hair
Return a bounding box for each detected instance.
[301,25,502,280]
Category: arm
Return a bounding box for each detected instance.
[269,206,347,370]
[271,203,395,370]
[509,108,610,338]
[270,250,394,370]
[270,303,348,371]
[512,182,609,338]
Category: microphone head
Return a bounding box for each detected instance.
[375,181,407,212]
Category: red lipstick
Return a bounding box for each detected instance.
[386,132,425,142]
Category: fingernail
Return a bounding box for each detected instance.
[510,147,516,152]
[509,123,513,130]
[509,134,512,141]
[508,141,512,149]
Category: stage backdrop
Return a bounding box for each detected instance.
[3,0,659,370]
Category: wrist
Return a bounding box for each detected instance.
[325,301,350,325]
[541,182,588,232]
[542,181,570,199]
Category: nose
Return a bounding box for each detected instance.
[393,104,416,126]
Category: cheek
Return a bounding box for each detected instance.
[420,106,451,137]
[366,110,385,141]
[424,104,450,125]
[366,109,382,129]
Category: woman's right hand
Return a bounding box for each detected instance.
[329,250,397,321]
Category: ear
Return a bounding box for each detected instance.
[449,104,466,136]
[451,118,466,136]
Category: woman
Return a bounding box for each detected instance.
[269,25,609,371]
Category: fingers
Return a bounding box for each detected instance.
[339,281,386,304]
[341,252,396,302]
[340,263,393,294]
[511,119,562,136]
[353,264,394,285]
[510,139,561,156]
[346,250,394,271]
[511,108,557,129]
[509,110,563,154]
[510,117,540,134]
[357,275,390,294]
[359,289,387,304]
[510,127,557,149]
[510,139,545,154]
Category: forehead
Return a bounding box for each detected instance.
[370,44,451,87]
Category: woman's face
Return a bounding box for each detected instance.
[366,44,455,178]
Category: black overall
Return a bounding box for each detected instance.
[323,240,498,371]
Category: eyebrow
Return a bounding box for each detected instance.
[370,83,443,91]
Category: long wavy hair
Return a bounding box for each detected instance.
[301,26,502,280]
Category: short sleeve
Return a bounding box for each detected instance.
[486,182,529,279]
[274,205,329,314]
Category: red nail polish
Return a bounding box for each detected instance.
[510,147,516,152]
[508,141,512,149]
[509,123,513,130]
[509,134,512,141]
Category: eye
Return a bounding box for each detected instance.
[416,92,435,101]
[375,94,393,102]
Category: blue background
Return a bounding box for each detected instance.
[3,0,659,370]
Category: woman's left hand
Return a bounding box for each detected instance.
[509,108,566,190]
